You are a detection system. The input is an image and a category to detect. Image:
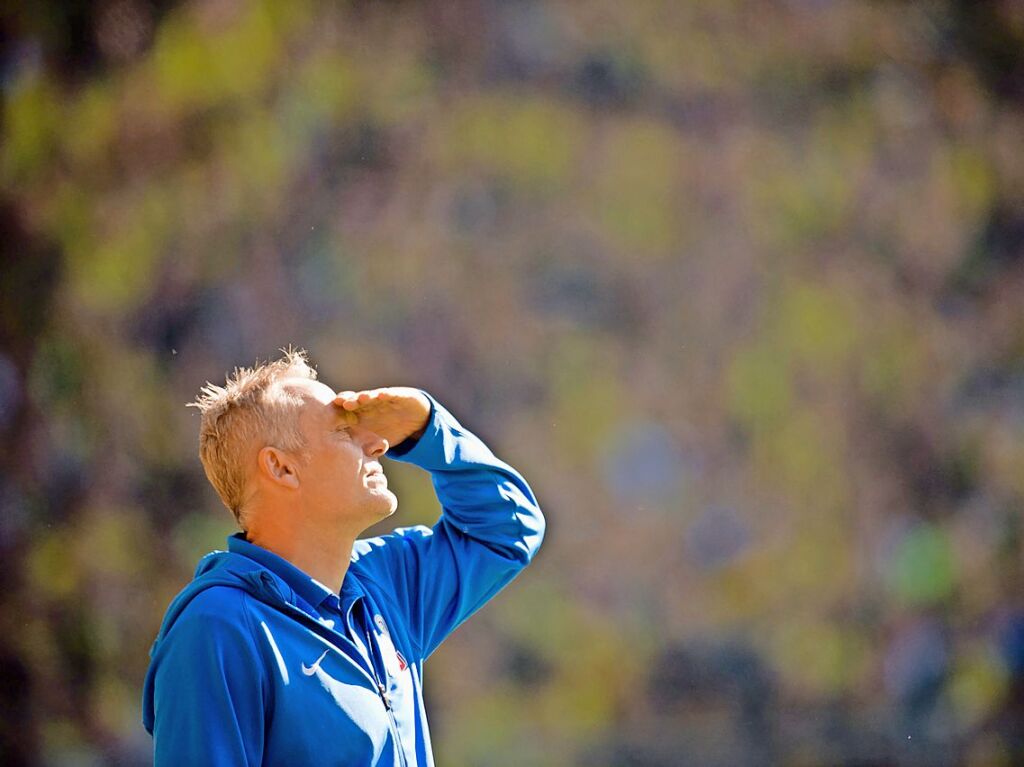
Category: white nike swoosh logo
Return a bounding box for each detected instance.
[301,650,330,676]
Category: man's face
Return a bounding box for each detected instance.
[281,378,397,529]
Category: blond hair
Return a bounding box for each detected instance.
[187,348,317,525]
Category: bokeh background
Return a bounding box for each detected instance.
[2,1,1024,765]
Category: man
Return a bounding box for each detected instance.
[141,349,545,766]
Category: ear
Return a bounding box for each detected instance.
[257,446,300,490]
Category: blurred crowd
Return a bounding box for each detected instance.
[2,1,1024,765]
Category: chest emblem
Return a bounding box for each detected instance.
[301,650,330,677]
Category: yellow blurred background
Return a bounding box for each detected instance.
[2,1,1024,764]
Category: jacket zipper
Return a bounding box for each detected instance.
[354,606,410,767]
[378,682,408,767]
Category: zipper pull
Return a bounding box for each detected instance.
[378,683,392,710]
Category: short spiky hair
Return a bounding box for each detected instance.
[187,347,317,526]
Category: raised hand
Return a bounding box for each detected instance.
[332,387,431,448]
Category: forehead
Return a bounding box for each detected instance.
[279,377,335,406]
[277,378,343,429]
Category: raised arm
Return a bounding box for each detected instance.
[341,389,545,660]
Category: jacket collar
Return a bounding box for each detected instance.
[227,533,337,612]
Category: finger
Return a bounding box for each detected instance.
[357,389,382,404]
[333,391,357,407]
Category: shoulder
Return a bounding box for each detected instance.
[163,585,259,647]
[179,584,250,620]
[147,584,270,721]
[152,584,269,691]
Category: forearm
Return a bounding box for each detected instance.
[387,392,545,562]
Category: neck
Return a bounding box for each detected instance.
[244,510,357,594]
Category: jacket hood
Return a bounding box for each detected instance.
[141,550,292,733]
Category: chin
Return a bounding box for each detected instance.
[372,491,398,519]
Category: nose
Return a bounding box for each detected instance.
[359,428,388,458]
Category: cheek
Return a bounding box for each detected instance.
[334,444,365,477]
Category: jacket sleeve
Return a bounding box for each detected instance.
[150,589,266,767]
[355,392,546,660]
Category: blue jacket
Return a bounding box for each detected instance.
[141,394,545,766]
